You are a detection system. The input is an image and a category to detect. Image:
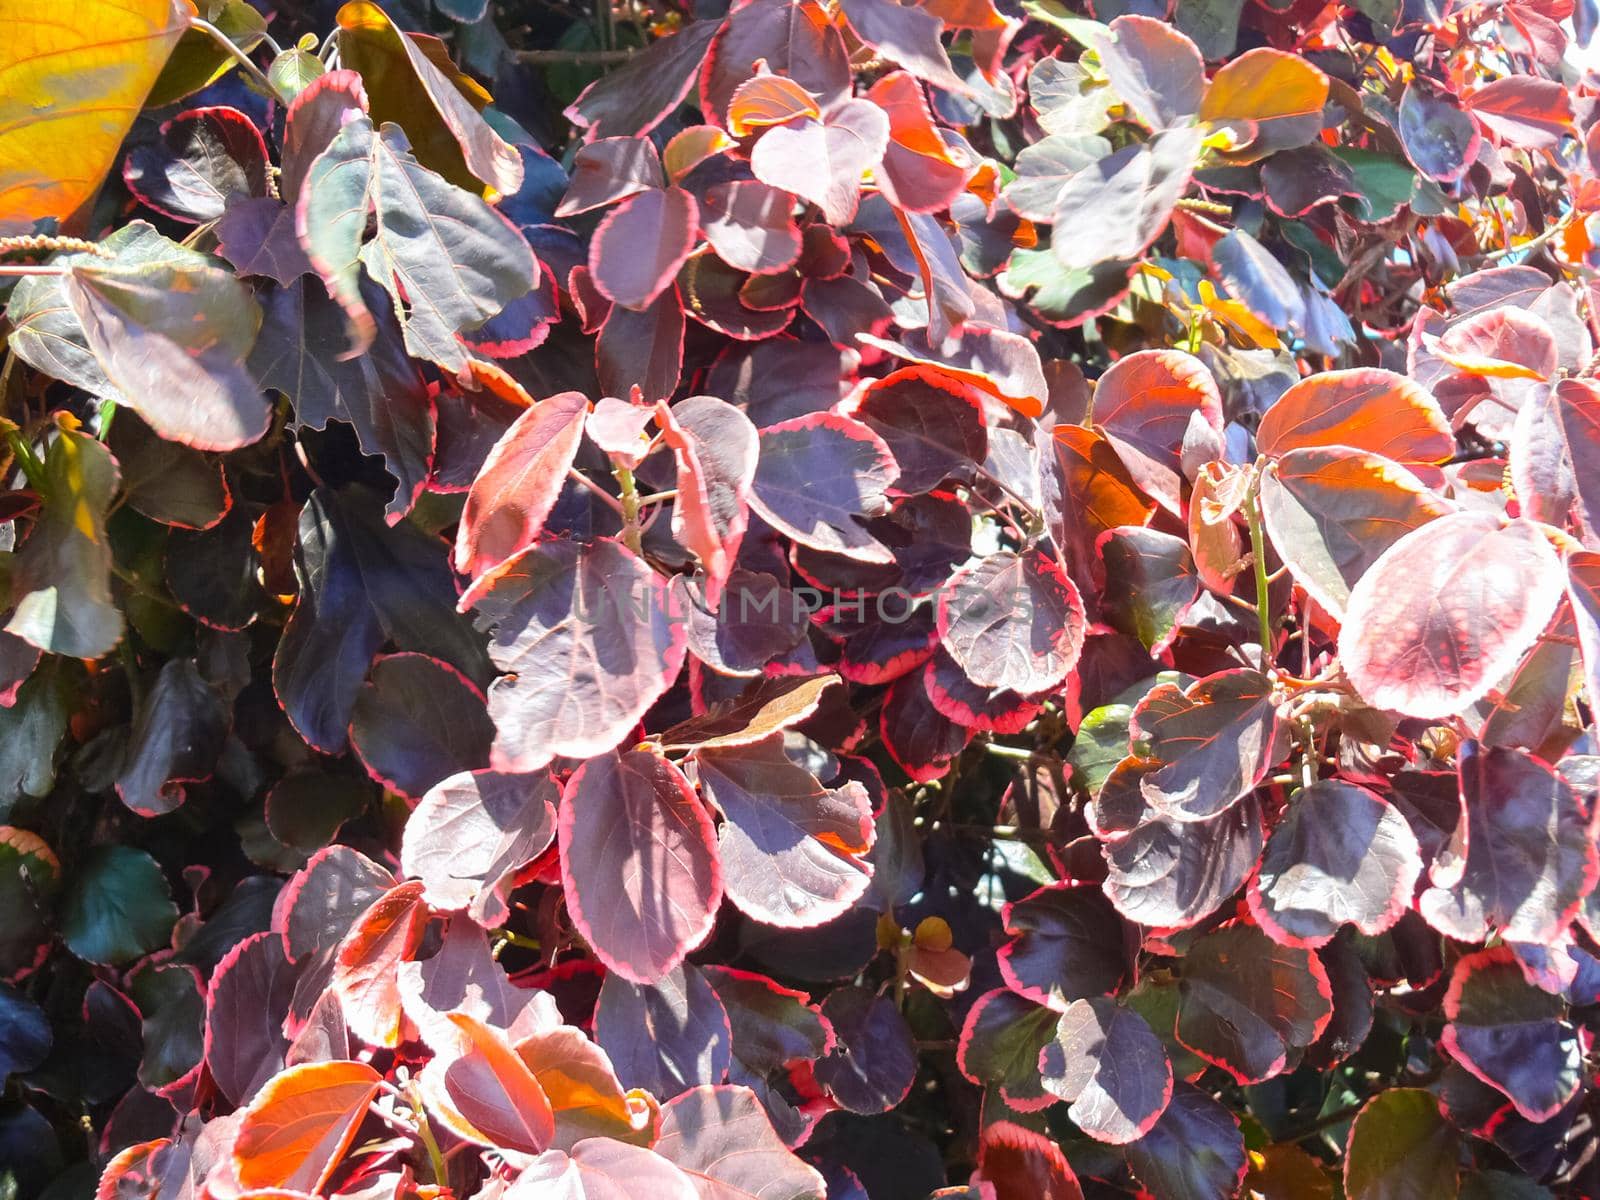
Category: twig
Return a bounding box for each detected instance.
[568,467,625,516]
[1245,463,1276,659]
[190,17,290,103]
[513,47,637,63]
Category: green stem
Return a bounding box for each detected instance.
[4,427,46,490]
[1245,464,1275,662]
[614,465,643,554]
[190,17,290,103]
[406,1084,449,1186]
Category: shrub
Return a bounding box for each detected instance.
[1,0,1598,1196]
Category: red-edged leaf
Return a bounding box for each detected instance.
[206,932,294,1107]
[123,106,269,223]
[955,989,1060,1112]
[866,72,974,214]
[998,884,1129,1010]
[695,734,874,929]
[1419,743,1598,945]
[1248,781,1421,949]
[660,675,841,751]
[114,658,228,817]
[1040,996,1173,1144]
[750,414,899,562]
[923,649,1044,735]
[1100,760,1266,929]
[852,365,987,495]
[232,1061,382,1193]
[515,1024,651,1150]
[937,551,1085,693]
[880,668,972,780]
[727,75,822,136]
[347,653,493,799]
[1048,423,1156,598]
[1572,550,1600,710]
[836,0,968,93]
[454,390,589,591]
[1397,85,1480,182]
[1197,47,1328,159]
[1176,924,1333,1084]
[400,769,557,926]
[475,539,688,771]
[332,881,428,1048]
[1465,75,1574,148]
[559,751,721,984]
[700,181,802,275]
[1442,946,1583,1122]
[656,397,760,611]
[556,138,663,217]
[812,987,916,1114]
[594,964,732,1097]
[1131,670,1281,821]
[974,1121,1084,1200]
[597,283,684,404]
[1556,377,1600,534]
[1260,447,1453,618]
[1097,526,1199,650]
[1087,15,1204,130]
[1123,1084,1247,1200]
[1091,349,1222,511]
[655,1085,827,1199]
[700,0,852,124]
[509,1139,699,1199]
[1340,514,1565,718]
[399,916,541,1054]
[1049,127,1201,272]
[1432,306,1557,381]
[591,187,700,311]
[441,1011,557,1153]
[1256,369,1453,464]
[750,100,889,225]
[567,19,721,141]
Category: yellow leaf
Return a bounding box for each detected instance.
[0,0,189,234]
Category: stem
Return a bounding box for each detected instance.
[406,1085,449,1187]
[636,488,678,507]
[1245,464,1275,662]
[0,265,68,277]
[1484,211,1573,262]
[614,465,643,554]
[567,467,625,516]
[3,427,46,490]
[190,17,289,103]
[514,47,637,63]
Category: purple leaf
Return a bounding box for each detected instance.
[750,414,900,563]
[1040,996,1172,1144]
[123,106,269,222]
[998,884,1129,1010]
[591,187,700,311]
[1122,1084,1247,1200]
[1131,669,1282,821]
[594,964,731,1096]
[812,987,916,1114]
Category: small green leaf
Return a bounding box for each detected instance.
[1344,1088,1459,1200]
[61,846,179,967]
[268,48,326,100]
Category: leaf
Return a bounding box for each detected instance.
[1465,76,1574,148]
[866,72,974,214]
[1344,1088,1460,1200]
[1197,47,1328,160]
[1087,15,1205,129]
[232,1061,383,1193]
[1047,424,1155,597]
[0,828,59,979]
[1040,997,1172,1143]
[998,884,1129,1009]
[1397,86,1480,182]
[129,962,204,1093]
[557,138,663,216]
[1245,1144,1334,1200]
[509,1140,700,1200]
[297,115,536,372]
[332,880,428,1047]
[1419,743,1597,945]
[880,660,974,781]
[1248,780,1421,949]
[1131,670,1281,821]
[440,1011,557,1153]
[63,260,268,451]
[348,653,494,799]
[1122,1084,1247,1200]
[567,20,722,140]
[1255,369,1454,464]
[937,551,1085,693]
[1005,132,1111,220]
[401,769,557,925]
[1339,513,1565,718]
[701,0,852,125]
[115,658,229,817]
[813,987,917,1113]
[123,106,269,223]
[205,932,295,1107]
[750,100,890,225]
[334,0,522,194]
[954,990,1057,1111]
[4,425,123,659]
[453,390,588,591]
[836,0,968,92]
[749,414,900,563]
[1259,447,1453,618]
[656,397,761,612]
[1091,349,1222,509]
[702,965,832,1073]
[1100,762,1265,929]
[655,1085,827,1199]
[0,983,49,1084]
[0,0,187,234]
[1212,229,1305,331]
[516,1025,651,1150]
[474,538,687,771]
[1049,127,1202,271]
[280,845,395,967]
[597,284,685,404]
[60,846,178,967]
[1432,307,1557,381]
[1442,946,1582,1123]
[591,187,700,311]
[399,916,541,1053]
[974,1121,1084,1200]
[560,750,721,984]
[252,278,435,520]
[272,487,490,755]
[1556,378,1600,535]
[700,181,803,275]
[594,965,732,1097]
[1098,526,1199,650]
[695,734,874,929]
[659,675,840,752]
[106,412,231,530]
[853,366,987,495]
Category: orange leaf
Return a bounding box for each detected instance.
[727,75,822,137]
[232,1061,383,1193]
[0,0,188,234]
[1198,49,1328,161]
[1255,369,1454,465]
[332,881,428,1048]
[440,1012,556,1154]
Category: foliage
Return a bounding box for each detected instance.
[1,0,1600,1196]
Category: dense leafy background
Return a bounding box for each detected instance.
[3,0,1600,1196]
